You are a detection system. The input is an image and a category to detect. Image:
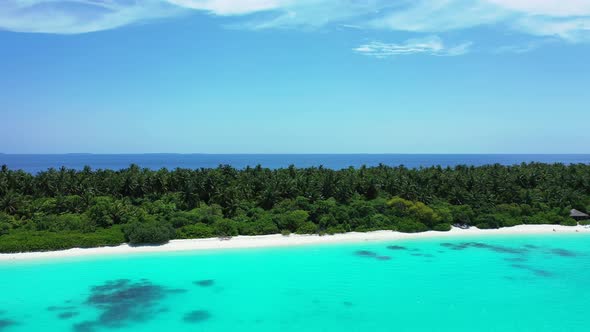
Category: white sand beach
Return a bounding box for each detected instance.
[1,224,588,262]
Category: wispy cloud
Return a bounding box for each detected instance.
[354,36,472,58]
[166,0,291,15]
[515,16,590,43]
[369,1,510,33]
[486,0,590,17]
[1,0,590,48]
[494,38,557,54]
[0,0,181,34]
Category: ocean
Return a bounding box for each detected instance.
[1,154,590,173]
[1,234,589,332]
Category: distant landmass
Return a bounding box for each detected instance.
[1,154,590,173]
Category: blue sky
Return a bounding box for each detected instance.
[1,0,589,154]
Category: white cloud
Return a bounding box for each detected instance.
[166,0,290,15]
[370,0,510,33]
[228,0,385,30]
[367,0,590,42]
[0,0,181,34]
[485,0,590,17]
[353,36,472,58]
[515,16,590,42]
[0,0,589,47]
[494,38,557,54]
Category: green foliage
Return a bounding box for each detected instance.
[296,221,318,234]
[0,222,10,236]
[238,215,279,235]
[276,210,309,233]
[325,225,347,235]
[1,163,590,252]
[431,203,453,224]
[433,223,452,231]
[388,197,440,227]
[450,205,475,225]
[523,211,572,225]
[191,204,224,224]
[396,219,429,233]
[123,220,175,245]
[87,197,133,227]
[32,213,96,233]
[0,227,125,253]
[0,212,13,222]
[560,219,578,226]
[176,223,214,239]
[213,219,238,237]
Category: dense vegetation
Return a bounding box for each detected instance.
[0,163,589,252]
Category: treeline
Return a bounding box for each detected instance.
[0,163,589,252]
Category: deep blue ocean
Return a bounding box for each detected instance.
[1,154,589,173]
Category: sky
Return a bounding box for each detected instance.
[1,0,589,154]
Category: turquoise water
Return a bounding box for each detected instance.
[1,234,590,332]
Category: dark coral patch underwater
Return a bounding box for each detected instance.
[58,312,79,320]
[354,250,377,257]
[194,279,215,287]
[386,245,407,251]
[549,248,578,257]
[0,319,17,331]
[0,310,16,332]
[183,310,211,323]
[440,242,527,254]
[354,250,392,261]
[72,279,186,332]
[510,264,554,277]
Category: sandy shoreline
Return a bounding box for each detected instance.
[1,224,589,262]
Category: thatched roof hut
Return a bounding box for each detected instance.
[570,209,589,221]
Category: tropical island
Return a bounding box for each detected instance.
[1,163,589,253]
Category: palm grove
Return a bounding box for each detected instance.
[0,163,589,252]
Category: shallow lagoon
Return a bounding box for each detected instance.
[1,234,590,332]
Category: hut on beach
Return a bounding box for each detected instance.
[570,209,589,221]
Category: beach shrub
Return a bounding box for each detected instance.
[524,211,571,225]
[431,203,453,224]
[296,221,318,234]
[176,223,214,239]
[560,219,578,226]
[245,217,279,235]
[500,217,522,227]
[579,220,590,226]
[369,213,392,229]
[325,225,347,235]
[123,221,175,245]
[388,197,440,227]
[168,211,200,228]
[450,205,475,225]
[474,213,521,229]
[281,230,291,236]
[276,210,309,233]
[433,223,451,232]
[0,227,125,253]
[213,219,238,237]
[396,219,428,233]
